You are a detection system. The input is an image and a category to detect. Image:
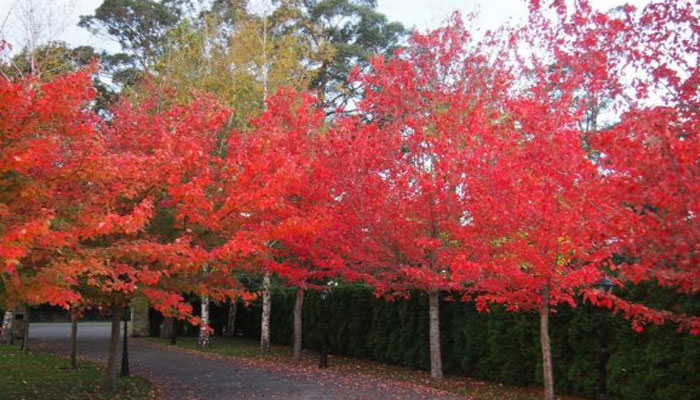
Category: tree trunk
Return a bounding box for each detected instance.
[260,271,271,353]
[540,285,554,400]
[198,296,210,347]
[104,302,121,393]
[293,288,304,361]
[226,298,237,338]
[69,308,78,368]
[428,290,443,380]
[200,297,210,328]
[20,304,29,352]
[160,316,174,339]
[0,309,14,344]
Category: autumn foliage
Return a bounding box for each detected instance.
[0,0,698,397]
[0,70,98,305]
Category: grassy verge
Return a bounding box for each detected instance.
[147,336,582,400]
[0,345,157,400]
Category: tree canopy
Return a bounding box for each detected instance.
[1,0,698,398]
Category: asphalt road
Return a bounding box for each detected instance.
[29,322,463,400]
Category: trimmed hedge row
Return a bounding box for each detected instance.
[163,284,699,400]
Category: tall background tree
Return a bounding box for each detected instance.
[275,0,406,112]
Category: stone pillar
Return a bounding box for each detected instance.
[129,296,150,337]
[13,305,27,342]
[1,309,14,344]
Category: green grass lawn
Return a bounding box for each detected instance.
[0,345,156,400]
[158,336,287,359]
[148,336,581,400]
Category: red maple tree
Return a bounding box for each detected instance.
[586,0,700,335]
[327,15,508,380]
[455,3,699,400]
[0,69,98,307]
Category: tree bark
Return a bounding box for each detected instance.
[540,285,555,400]
[428,290,443,380]
[293,288,304,361]
[69,308,78,368]
[0,309,14,344]
[104,302,121,393]
[226,298,237,338]
[200,297,210,328]
[260,271,271,353]
[198,296,210,347]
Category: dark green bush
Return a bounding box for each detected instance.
[152,283,699,400]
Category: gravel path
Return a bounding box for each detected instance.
[29,322,463,400]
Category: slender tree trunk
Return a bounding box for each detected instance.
[428,290,443,380]
[104,302,121,393]
[260,271,271,353]
[160,316,174,339]
[198,296,210,347]
[200,297,210,328]
[258,18,271,354]
[226,298,237,338]
[69,308,78,368]
[0,309,14,344]
[540,285,554,400]
[20,305,29,352]
[293,288,304,361]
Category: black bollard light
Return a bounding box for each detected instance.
[594,276,614,400]
[319,288,329,369]
[120,307,130,377]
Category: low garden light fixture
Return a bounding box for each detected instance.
[319,288,330,369]
[594,276,614,293]
[594,276,614,400]
[120,307,130,377]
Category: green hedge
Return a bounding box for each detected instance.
[152,283,697,399]
[225,284,698,400]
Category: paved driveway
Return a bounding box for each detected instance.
[29,322,463,400]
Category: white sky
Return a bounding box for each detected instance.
[0,0,652,56]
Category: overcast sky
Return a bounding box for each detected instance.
[0,0,652,56]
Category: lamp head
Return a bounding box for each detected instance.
[594,276,614,293]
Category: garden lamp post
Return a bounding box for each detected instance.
[594,276,614,400]
[120,307,130,377]
[319,288,329,369]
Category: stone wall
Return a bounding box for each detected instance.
[129,296,150,337]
